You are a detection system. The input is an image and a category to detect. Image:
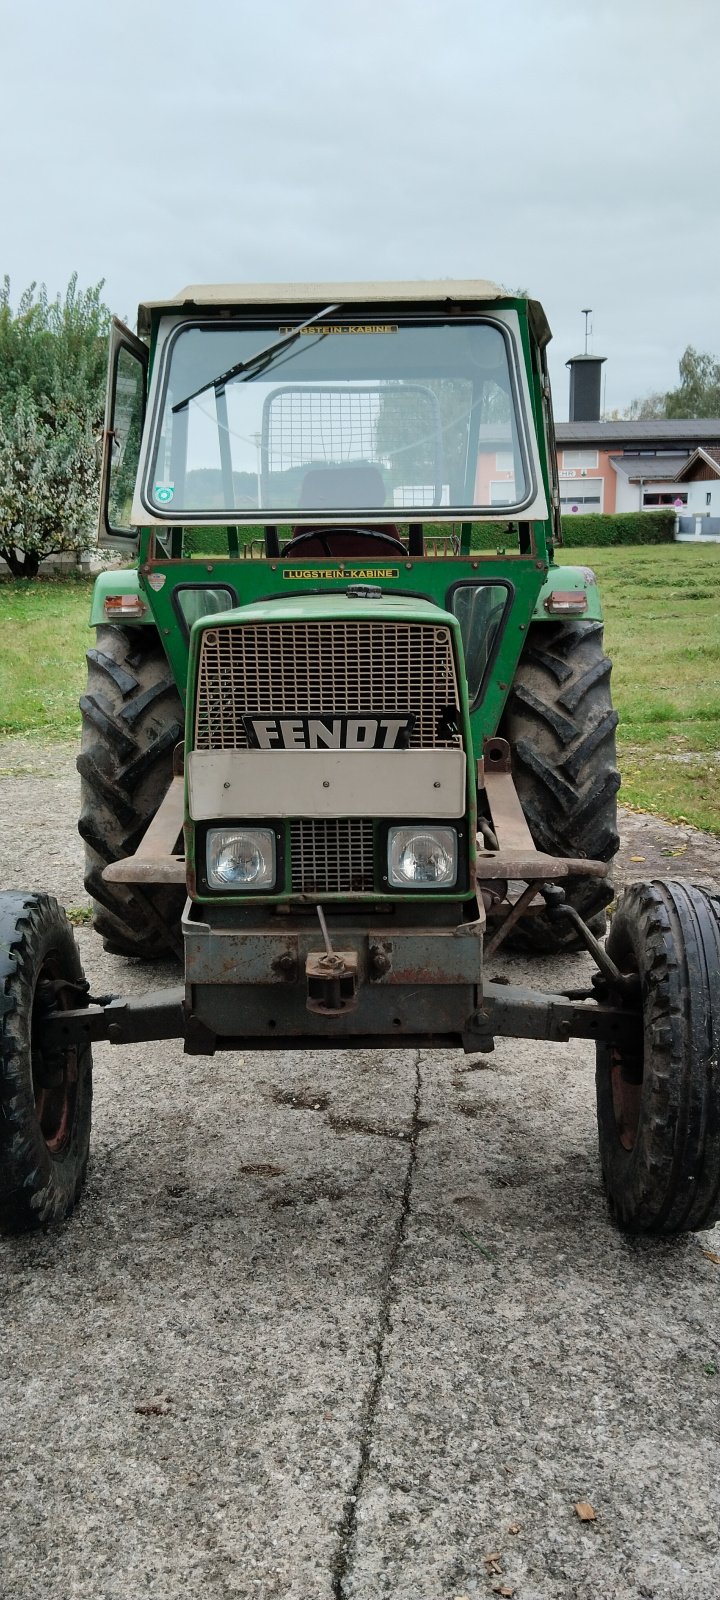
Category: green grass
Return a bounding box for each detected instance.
[0,577,94,737]
[569,545,720,835]
[1,545,718,833]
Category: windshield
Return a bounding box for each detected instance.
[145,318,532,519]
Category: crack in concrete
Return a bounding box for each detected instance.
[331,1049,423,1600]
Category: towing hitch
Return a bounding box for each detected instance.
[306,906,359,1016]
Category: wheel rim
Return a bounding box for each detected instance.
[32,957,79,1156]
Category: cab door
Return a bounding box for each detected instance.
[98,318,148,552]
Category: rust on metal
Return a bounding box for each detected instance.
[135,776,184,859]
[306,948,359,1016]
[104,859,186,885]
[482,736,512,775]
[477,852,608,881]
[103,775,186,885]
[368,939,393,979]
[484,881,542,959]
[483,764,536,852]
[480,753,608,882]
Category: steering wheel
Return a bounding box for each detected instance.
[283,527,407,556]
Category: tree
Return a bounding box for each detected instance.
[664,347,720,419]
[0,275,111,577]
[627,345,720,422]
[0,394,98,578]
[621,392,668,421]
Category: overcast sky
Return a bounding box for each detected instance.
[2,0,718,418]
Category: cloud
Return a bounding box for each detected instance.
[2,0,718,415]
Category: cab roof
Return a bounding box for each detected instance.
[137,279,551,345]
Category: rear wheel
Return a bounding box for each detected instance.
[501,619,621,953]
[0,893,93,1235]
[596,880,720,1234]
[78,625,184,959]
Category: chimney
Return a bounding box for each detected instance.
[566,354,607,422]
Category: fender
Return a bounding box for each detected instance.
[89,569,155,626]
[531,563,604,623]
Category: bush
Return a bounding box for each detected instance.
[0,275,111,577]
[183,510,677,558]
[183,526,280,557]
[0,394,97,577]
[471,510,675,551]
[559,510,675,546]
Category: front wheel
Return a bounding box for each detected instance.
[0,893,93,1235]
[596,880,720,1235]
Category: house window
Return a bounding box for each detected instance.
[495,451,514,473]
[560,483,603,513]
[490,480,517,506]
[563,448,599,470]
[642,491,687,507]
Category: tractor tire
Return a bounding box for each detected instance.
[596,880,720,1235]
[0,892,93,1235]
[500,619,621,954]
[77,625,185,959]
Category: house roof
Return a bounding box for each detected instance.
[675,445,720,481]
[556,419,720,446]
[610,454,689,482]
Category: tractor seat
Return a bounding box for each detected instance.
[282,462,406,557]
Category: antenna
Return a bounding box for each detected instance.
[581,308,592,356]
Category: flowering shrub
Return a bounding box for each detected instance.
[0,276,111,577]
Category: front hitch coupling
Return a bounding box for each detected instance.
[306,906,359,1016]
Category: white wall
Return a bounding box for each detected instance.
[613,473,640,512]
[686,480,720,515]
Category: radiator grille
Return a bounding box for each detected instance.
[194,620,460,751]
[290,820,374,894]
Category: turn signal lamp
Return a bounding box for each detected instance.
[103,594,146,619]
[543,591,588,615]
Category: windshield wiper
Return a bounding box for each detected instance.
[171,303,341,412]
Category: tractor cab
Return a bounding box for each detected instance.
[100,280,552,561]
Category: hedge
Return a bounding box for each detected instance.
[183,526,268,556]
[471,509,675,551]
[558,509,675,546]
[183,509,676,557]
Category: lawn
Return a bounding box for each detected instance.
[571,544,720,835]
[0,576,94,738]
[0,544,718,832]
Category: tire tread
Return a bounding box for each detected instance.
[78,626,184,959]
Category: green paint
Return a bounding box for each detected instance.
[88,288,601,909]
[136,549,548,759]
[88,569,155,626]
[183,592,479,906]
[532,564,604,623]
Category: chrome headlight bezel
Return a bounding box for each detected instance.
[387,825,459,889]
[206,826,277,891]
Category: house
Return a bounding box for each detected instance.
[553,419,720,515]
[673,445,720,540]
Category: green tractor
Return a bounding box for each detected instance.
[2,281,719,1238]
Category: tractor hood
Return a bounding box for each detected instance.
[188,591,454,639]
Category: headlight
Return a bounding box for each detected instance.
[207,828,276,890]
[387,826,458,888]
